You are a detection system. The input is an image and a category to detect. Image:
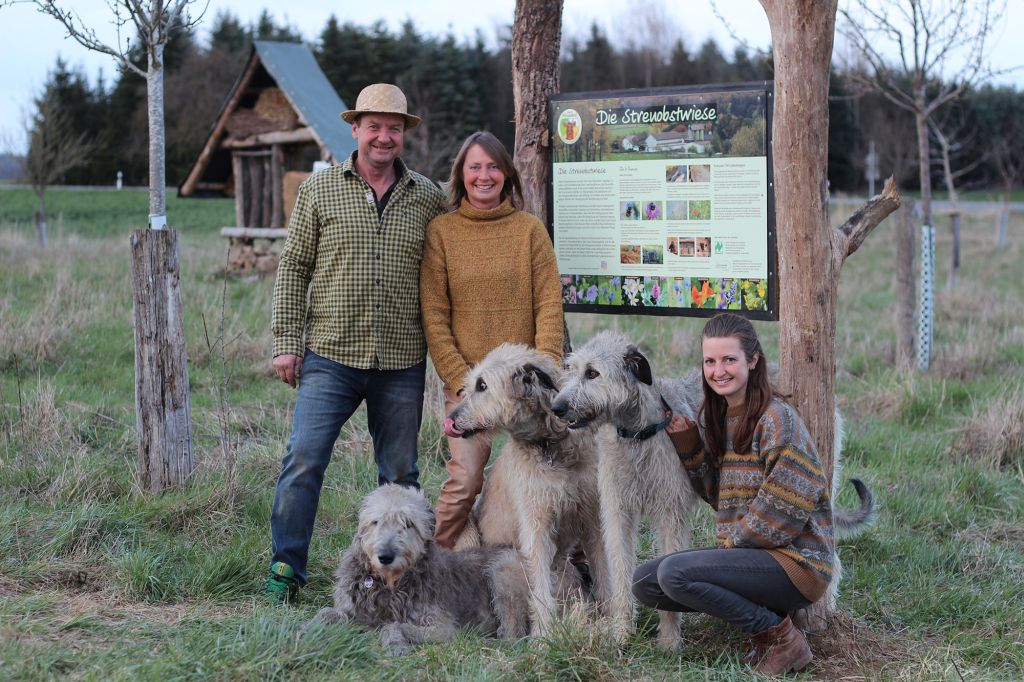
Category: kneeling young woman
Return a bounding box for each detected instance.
[632,312,833,675]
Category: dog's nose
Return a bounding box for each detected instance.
[377,550,396,566]
[551,400,567,418]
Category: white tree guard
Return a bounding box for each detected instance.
[917,224,935,369]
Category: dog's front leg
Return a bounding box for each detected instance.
[380,612,458,655]
[516,504,558,636]
[653,504,691,649]
[597,458,639,642]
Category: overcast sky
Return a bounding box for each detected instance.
[1,0,1020,154]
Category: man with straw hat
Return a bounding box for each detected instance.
[265,83,445,603]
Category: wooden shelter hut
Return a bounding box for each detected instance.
[179,41,356,270]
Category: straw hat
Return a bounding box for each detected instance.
[340,83,421,129]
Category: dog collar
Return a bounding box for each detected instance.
[617,396,673,441]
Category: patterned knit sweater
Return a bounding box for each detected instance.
[419,198,564,392]
[669,399,835,601]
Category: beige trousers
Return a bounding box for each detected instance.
[433,385,493,549]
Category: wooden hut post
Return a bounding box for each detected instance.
[271,143,284,228]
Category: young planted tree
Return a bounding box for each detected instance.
[8,0,204,491]
[22,92,93,247]
[974,86,1024,248]
[838,0,1006,367]
[16,0,203,222]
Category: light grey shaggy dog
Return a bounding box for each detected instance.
[445,343,609,636]
[307,484,531,655]
[550,330,703,648]
[551,330,875,644]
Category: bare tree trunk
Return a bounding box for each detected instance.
[512,0,563,224]
[35,190,48,249]
[761,0,900,624]
[896,200,916,369]
[130,228,194,491]
[512,0,570,356]
[916,109,932,229]
[147,44,167,220]
[760,0,838,477]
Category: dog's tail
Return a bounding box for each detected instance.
[834,478,875,538]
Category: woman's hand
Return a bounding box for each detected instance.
[666,414,697,434]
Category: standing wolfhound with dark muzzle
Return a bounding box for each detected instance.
[551,330,703,648]
[307,484,531,655]
[551,331,875,646]
[445,343,609,635]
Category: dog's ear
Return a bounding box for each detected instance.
[522,363,557,391]
[624,345,653,385]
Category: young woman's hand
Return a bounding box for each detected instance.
[666,414,697,434]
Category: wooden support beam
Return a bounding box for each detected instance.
[221,127,317,148]
[271,144,284,228]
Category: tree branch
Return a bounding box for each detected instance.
[835,176,901,263]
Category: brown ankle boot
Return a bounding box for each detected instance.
[748,615,812,675]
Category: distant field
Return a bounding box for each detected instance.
[1,188,1022,680]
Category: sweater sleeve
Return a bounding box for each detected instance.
[529,220,565,362]
[419,220,471,391]
[731,412,827,549]
[669,425,719,508]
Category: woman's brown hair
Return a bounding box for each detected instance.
[698,312,774,462]
[446,131,523,209]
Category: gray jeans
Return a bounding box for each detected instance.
[631,548,810,634]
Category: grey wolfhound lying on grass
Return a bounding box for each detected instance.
[550,330,875,646]
[444,343,609,635]
[307,484,531,655]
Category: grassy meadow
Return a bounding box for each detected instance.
[1,186,1022,680]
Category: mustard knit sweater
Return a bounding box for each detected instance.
[420,198,564,391]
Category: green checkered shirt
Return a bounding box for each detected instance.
[271,153,445,369]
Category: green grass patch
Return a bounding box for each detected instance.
[1,189,1022,679]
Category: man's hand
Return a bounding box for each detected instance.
[273,354,301,388]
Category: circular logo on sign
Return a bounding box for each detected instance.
[557,109,583,145]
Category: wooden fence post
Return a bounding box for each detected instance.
[130,228,194,491]
[896,200,916,369]
[947,211,961,290]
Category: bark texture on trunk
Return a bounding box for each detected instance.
[130,228,194,492]
[512,0,569,355]
[896,199,916,369]
[147,44,167,219]
[511,0,564,224]
[760,0,840,482]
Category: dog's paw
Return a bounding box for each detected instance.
[380,624,412,656]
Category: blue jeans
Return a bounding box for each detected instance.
[270,351,425,585]
[632,548,810,634]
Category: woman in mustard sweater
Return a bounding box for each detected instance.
[420,131,564,548]
[633,312,833,675]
